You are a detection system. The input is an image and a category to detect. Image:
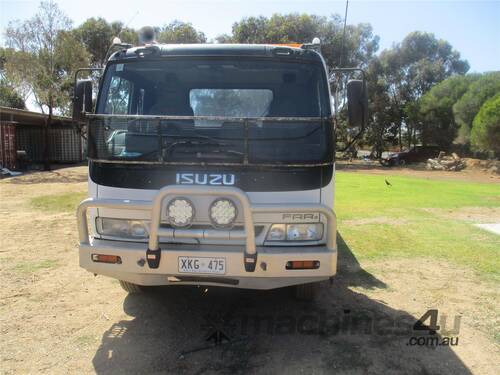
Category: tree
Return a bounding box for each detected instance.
[4,0,90,169]
[470,94,500,154]
[73,17,113,67]
[0,81,25,109]
[453,71,500,144]
[157,21,206,44]
[228,14,379,70]
[110,22,138,45]
[0,48,25,108]
[364,56,400,157]
[73,18,139,67]
[377,32,469,149]
[419,74,480,148]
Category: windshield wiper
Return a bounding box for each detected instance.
[164,139,226,151]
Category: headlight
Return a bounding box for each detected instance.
[266,223,323,241]
[96,218,148,239]
[209,198,237,228]
[267,224,286,241]
[166,197,195,228]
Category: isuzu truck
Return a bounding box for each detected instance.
[74,36,367,299]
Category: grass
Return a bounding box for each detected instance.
[335,172,500,279]
[14,259,59,274]
[75,335,97,347]
[31,192,87,213]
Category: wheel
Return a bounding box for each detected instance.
[119,280,147,294]
[398,159,406,166]
[294,282,318,301]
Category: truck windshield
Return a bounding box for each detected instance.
[90,58,333,165]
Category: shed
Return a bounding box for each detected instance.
[0,106,83,169]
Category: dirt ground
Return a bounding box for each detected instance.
[336,160,500,184]
[1,165,499,374]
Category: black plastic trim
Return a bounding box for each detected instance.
[89,161,333,192]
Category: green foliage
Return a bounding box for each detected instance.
[374,32,469,149]
[72,17,114,67]
[0,79,25,109]
[364,57,399,157]
[453,71,500,144]
[335,172,500,278]
[471,94,500,153]
[110,21,138,45]
[0,47,24,109]
[419,74,480,148]
[4,1,90,114]
[229,13,379,69]
[31,192,87,212]
[157,21,206,44]
[14,259,59,274]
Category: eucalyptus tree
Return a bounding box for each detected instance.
[4,0,89,168]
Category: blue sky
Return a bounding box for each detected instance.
[1,0,499,72]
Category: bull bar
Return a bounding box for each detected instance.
[77,185,336,274]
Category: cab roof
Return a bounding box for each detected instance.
[109,43,324,63]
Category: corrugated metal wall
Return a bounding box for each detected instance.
[0,124,17,169]
[16,126,83,163]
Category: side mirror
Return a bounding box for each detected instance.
[346,80,368,128]
[72,79,93,121]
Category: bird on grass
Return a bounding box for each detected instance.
[385,178,392,187]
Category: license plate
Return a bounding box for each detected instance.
[178,256,226,274]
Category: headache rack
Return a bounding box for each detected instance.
[85,114,335,168]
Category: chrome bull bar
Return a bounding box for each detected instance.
[77,185,336,272]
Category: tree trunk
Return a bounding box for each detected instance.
[43,95,52,171]
[407,124,413,150]
[398,122,402,151]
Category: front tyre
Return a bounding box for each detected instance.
[294,282,318,301]
[119,280,147,294]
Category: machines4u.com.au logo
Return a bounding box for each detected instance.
[408,309,461,347]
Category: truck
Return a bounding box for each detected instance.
[73,34,367,300]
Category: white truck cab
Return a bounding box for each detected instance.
[74,40,367,299]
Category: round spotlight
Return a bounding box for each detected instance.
[209,198,238,229]
[166,197,195,228]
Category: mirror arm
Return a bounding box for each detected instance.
[329,67,366,83]
[73,68,103,90]
[338,115,366,153]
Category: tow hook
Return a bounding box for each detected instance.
[146,248,161,269]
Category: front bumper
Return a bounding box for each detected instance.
[77,185,337,289]
[80,240,336,289]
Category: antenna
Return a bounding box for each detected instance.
[339,0,349,68]
[118,11,139,37]
[106,10,138,61]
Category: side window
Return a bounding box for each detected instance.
[105,76,133,114]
